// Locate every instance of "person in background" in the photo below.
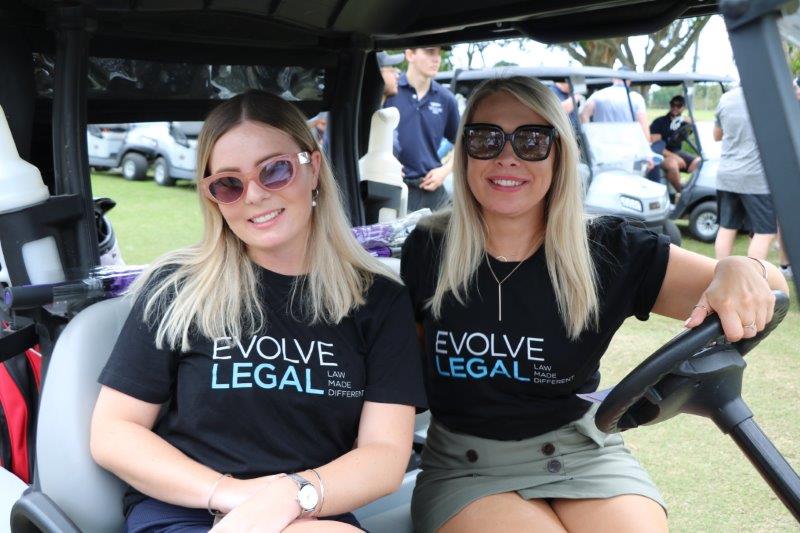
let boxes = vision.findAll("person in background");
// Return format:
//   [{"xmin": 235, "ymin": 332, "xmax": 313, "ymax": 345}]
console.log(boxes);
[
  {"xmin": 377, "ymin": 51, "xmax": 403, "ymax": 104},
  {"xmin": 580, "ymin": 68, "xmax": 650, "ymax": 141},
  {"xmin": 776, "ymin": 79, "xmax": 800, "ymax": 280},
  {"xmin": 549, "ymin": 80, "xmax": 581, "ymax": 130},
  {"xmin": 713, "ymin": 85, "xmax": 777, "ymax": 261},
  {"xmin": 384, "ymin": 47, "xmax": 460, "ymax": 211},
  {"xmin": 649, "ymin": 95, "xmax": 701, "ymax": 193}
]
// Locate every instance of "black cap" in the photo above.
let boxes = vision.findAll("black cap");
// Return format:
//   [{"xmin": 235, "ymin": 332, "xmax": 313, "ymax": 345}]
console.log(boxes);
[{"xmin": 670, "ymin": 95, "xmax": 686, "ymax": 107}]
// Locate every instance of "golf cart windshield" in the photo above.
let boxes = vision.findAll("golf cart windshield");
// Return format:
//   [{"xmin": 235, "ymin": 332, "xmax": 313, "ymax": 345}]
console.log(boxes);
[
  {"xmin": 694, "ymin": 121, "xmax": 722, "ymax": 159},
  {"xmin": 582, "ymin": 122, "xmax": 654, "ymax": 172}
]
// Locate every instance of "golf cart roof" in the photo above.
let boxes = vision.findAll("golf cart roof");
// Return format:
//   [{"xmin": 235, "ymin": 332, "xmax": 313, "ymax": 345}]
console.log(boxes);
[
  {"xmin": 438, "ymin": 66, "xmax": 623, "ymax": 84},
  {"xmin": 589, "ymin": 71, "xmax": 736, "ymax": 86},
  {"xmin": 6, "ymin": 1, "xmax": 718, "ymax": 51}
]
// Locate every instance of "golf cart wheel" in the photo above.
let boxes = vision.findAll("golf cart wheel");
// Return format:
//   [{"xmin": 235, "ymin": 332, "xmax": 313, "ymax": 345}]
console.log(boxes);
[
  {"xmin": 688, "ymin": 201, "xmax": 718, "ymax": 243},
  {"xmin": 662, "ymin": 219, "xmax": 682, "ymax": 247},
  {"xmin": 121, "ymin": 153, "xmax": 148, "ymax": 181},
  {"xmin": 153, "ymin": 158, "xmax": 175, "ymax": 187}
]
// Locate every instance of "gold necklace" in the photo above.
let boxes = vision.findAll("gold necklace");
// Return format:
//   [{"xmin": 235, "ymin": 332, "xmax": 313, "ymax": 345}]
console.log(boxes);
[{"xmin": 484, "ymin": 236, "xmax": 544, "ymax": 322}]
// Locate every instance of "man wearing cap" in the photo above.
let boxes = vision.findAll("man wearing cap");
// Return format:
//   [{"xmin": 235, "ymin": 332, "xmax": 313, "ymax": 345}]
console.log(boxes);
[
  {"xmin": 580, "ymin": 68, "xmax": 649, "ymax": 140},
  {"xmin": 377, "ymin": 51, "xmax": 402, "ymax": 103},
  {"xmin": 649, "ymin": 95, "xmax": 700, "ymax": 192},
  {"xmin": 384, "ymin": 47, "xmax": 460, "ymax": 211}
]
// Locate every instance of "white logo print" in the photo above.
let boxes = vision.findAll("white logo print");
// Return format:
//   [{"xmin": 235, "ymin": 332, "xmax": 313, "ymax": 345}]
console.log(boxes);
[{"xmin": 428, "ymin": 101, "xmax": 443, "ymax": 115}]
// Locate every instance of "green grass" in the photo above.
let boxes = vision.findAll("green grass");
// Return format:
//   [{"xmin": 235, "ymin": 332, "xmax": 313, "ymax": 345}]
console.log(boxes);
[
  {"xmin": 92, "ymin": 171, "xmax": 203, "ymax": 264},
  {"xmin": 92, "ymin": 171, "xmax": 800, "ymax": 531}
]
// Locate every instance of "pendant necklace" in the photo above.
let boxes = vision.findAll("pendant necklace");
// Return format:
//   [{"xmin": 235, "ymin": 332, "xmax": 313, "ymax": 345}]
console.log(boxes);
[{"xmin": 485, "ymin": 235, "xmax": 544, "ymax": 322}]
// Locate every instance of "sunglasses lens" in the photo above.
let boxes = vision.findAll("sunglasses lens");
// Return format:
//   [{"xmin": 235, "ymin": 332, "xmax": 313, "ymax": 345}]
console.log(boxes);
[
  {"xmin": 208, "ymin": 176, "xmax": 244, "ymax": 203},
  {"xmin": 259, "ymin": 159, "xmax": 294, "ymax": 190},
  {"xmin": 513, "ymin": 129, "xmax": 552, "ymax": 161},
  {"xmin": 466, "ymin": 127, "xmax": 504, "ymax": 159}
]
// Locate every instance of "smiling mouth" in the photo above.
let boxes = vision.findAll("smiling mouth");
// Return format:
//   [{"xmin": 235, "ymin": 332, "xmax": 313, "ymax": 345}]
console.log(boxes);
[
  {"xmin": 489, "ymin": 178, "xmax": 526, "ymax": 187},
  {"xmin": 249, "ymin": 208, "xmax": 284, "ymax": 224}
]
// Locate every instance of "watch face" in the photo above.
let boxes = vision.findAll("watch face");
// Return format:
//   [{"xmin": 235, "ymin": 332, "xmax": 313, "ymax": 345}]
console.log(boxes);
[{"xmin": 298, "ymin": 484, "xmax": 319, "ymax": 510}]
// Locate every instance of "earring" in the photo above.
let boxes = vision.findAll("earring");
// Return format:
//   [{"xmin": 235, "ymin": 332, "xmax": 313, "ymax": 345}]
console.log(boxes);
[{"xmin": 312, "ymin": 188, "xmax": 319, "ymax": 207}]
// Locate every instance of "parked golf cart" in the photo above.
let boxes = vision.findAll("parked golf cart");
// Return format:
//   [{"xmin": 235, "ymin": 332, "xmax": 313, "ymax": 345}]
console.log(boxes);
[
  {"xmin": 438, "ymin": 66, "xmax": 680, "ymax": 245},
  {"xmin": 614, "ymin": 72, "xmax": 733, "ymax": 242},
  {"xmin": 86, "ymin": 121, "xmax": 202, "ymax": 184},
  {"xmin": 85, "ymin": 123, "xmax": 129, "ymax": 171},
  {"xmin": 0, "ymin": 0, "xmax": 798, "ymax": 531}
]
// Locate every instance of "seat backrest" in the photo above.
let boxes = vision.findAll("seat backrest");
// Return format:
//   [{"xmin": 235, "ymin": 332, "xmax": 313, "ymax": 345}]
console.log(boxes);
[
  {"xmin": 36, "ymin": 297, "xmax": 132, "ymax": 533},
  {"xmin": 34, "ymin": 256, "xmax": 417, "ymax": 532}
]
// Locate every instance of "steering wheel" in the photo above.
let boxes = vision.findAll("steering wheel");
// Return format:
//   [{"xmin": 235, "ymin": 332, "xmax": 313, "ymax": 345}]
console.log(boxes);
[
  {"xmin": 596, "ymin": 291, "xmax": 790, "ymax": 433},
  {"xmin": 667, "ymin": 119, "xmax": 693, "ymax": 145}
]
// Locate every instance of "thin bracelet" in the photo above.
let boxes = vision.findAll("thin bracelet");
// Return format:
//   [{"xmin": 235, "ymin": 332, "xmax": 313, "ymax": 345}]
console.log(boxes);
[
  {"xmin": 747, "ymin": 256, "xmax": 768, "ymax": 280},
  {"xmin": 207, "ymin": 473, "xmax": 231, "ymax": 516},
  {"xmin": 309, "ymin": 468, "xmax": 325, "ymax": 517}
]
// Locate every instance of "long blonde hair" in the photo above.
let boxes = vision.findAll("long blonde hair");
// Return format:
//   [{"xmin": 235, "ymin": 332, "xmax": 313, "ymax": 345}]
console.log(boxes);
[
  {"xmin": 131, "ymin": 90, "xmax": 396, "ymax": 350},
  {"xmin": 430, "ymin": 76, "xmax": 599, "ymax": 339}
]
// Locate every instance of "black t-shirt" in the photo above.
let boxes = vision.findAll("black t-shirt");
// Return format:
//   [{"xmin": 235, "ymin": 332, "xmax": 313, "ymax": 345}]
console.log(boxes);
[
  {"xmin": 650, "ymin": 113, "xmax": 687, "ymax": 152},
  {"xmin": 400, "ymin": 217, "xmax": 670, "ymax": 441},
  {"xmin": 99, "ymin": 267, "xmax": 427, "ymax": 511}
]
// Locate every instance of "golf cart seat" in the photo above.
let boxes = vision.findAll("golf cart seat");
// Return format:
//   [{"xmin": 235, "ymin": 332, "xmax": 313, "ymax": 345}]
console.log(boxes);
[{"xmin": 11, "ymin": 263, "xmax": 419, "ymax": 532}]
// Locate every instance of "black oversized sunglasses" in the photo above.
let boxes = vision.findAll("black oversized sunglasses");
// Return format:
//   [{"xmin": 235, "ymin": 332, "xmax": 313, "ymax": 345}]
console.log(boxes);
[{"xmin": 463, "ymin": 123, "xmax": 557, "ymax": 162}]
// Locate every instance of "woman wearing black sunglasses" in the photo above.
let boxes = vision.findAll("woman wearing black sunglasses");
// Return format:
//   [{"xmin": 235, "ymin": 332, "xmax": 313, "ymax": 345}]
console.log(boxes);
[
  {"xmin": 90, "ymin": 91, "xmax": 426, "ymax": 532},
  {"xmin": 401, "ymin": 76, "xmax": 788, "ymax": 532}
]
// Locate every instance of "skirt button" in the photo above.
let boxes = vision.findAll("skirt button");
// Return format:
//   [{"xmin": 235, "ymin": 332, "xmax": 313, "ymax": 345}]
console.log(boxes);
[
  {"xmin": 466, "ymin": 449, "xmax": 479, "ymax": 463},
  {"xmin": 541, "ymin": 443, "xmax": 555, "ymax": 456},
  {"xmin": 547, "ymin": 459, "xmax": 562, "ymax": 473}
]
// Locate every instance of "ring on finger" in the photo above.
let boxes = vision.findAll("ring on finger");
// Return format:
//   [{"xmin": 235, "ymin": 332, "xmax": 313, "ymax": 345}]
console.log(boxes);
[
  {"xmin": 744, "ymin": 320, "xmax": 757, "ymax": 331},
  {"xmin": 693, "ymin": 304, "xmax": 710, "ymax": 317}
]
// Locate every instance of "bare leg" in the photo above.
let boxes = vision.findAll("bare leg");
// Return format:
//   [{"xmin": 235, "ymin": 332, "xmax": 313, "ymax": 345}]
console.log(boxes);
[
  {"xmin": 439, "ymin": 492, "xmax": 567, "ymax": 533},
  {"xmin": 687, "ymin": 156, "xmax": 701, "ymax": 173},
  {"xmin": 777, "ymin": 228, "xmax": 791, "ymax": 266},
  {"xmin": 660, "ymin": 156, "xmax": 682, "ymax": 192},
  {"xmin": 715, "ymin": 227, "xmax": 738, "ymax": 259},
  {"xmin": 552, "ymin": 495, "xmax": 667, "ymax": 533},
  {"xmin": 747, "ymin": 233, "xmax": 776, "ymax": 261}
]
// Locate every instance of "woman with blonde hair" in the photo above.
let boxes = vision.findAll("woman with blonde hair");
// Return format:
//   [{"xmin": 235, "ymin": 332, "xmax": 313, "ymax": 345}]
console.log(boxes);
[
  {"xmin": 90, "ymin": 90, "xmax": 426, "ymax": 532},
  {"xmin": 401, "ymin": 76, "xmax": 788, "ymax": 532}
]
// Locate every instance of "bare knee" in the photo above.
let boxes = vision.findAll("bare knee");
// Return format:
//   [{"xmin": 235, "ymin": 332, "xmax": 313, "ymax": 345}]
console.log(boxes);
[
  {"xmin": 552, "ymin": 495, "xmax": 666, "ymax": 533},
  {"xmin": 439, "ymin": 493, "xmax": 567, "ymax": 533}
]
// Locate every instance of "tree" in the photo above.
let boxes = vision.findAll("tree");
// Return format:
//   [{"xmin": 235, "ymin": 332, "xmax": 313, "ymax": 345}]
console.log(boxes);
[
  {"xmin": 554, "ymin": 17, "xmax": 710, "ymax": 72},
  {"xmin": 464, "ymin": 39, "xmax": 525, "ymax": 68}
]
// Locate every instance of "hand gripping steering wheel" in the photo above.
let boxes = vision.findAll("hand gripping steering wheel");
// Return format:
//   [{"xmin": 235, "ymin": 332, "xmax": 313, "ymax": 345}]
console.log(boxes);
[{"xmin": 595, "ymin": 291, "xmax": 800, "ymax": 521}]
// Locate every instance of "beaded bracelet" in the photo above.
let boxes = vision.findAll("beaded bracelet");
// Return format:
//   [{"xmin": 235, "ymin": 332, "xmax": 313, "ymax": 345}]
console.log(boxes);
[
  {"xmin": 747, "ymin": 256, "xmax": 768, "ymax": 280},
  {"xmin": 207, "ymin": 473, "xmax": 232, "ymax": 516}
]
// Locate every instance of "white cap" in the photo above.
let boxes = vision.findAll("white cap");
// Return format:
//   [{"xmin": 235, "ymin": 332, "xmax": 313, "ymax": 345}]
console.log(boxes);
[{"xmin": 0, "ymin": 105, "xmax": 50, "ymax": 214}]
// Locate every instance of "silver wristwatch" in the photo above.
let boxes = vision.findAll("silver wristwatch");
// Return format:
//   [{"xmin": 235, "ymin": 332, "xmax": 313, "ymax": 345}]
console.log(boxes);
[{"xmin": 288, "ymin": 473, "xmax": 319, "ymax": 516}]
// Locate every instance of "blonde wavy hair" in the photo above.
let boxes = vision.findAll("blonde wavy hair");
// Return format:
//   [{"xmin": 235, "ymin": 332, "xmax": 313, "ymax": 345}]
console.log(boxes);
[
  {"xmin": 131, "ymin": 90, "xmax": 396, "ymax": 350},
  {"xmin": 429, "ymin": 76, "xmax": 599, "ymax": 339}
]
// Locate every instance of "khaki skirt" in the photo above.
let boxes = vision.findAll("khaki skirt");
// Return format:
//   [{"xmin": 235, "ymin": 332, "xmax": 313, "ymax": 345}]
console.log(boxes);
[{"xmin": 411, "ymin": 405, "xmax": 666, "ymax": 533}]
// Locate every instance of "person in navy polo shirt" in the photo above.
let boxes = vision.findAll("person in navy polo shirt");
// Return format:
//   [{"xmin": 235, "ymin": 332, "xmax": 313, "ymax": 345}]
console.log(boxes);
[{"xmin": 384, "ymin": 47, "xmax": 460, "ymax": 211}]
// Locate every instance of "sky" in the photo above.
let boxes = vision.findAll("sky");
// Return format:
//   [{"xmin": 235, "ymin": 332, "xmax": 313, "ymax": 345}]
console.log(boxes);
[{"xmin": 449, "ymin": 15, "xmax": 739, "ymax": 79}]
